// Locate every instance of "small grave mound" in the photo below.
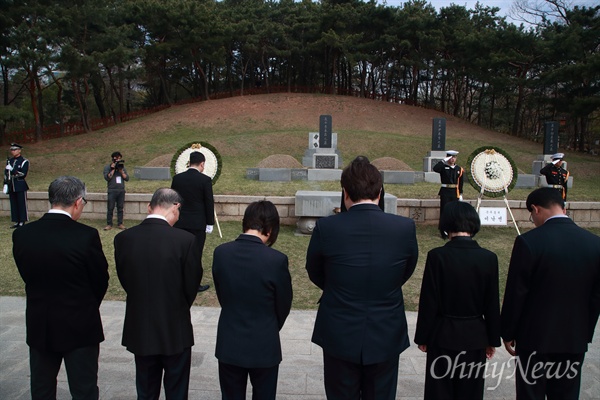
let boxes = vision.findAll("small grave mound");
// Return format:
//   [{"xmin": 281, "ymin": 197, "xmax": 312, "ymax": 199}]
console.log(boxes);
[
  {"xmin": 144, "ymin": 154, "xmax": 174, "ymax": 167},
  {"xmin": 257, "ymin": 154, "xmax": 303, "ymax": 169},
  {"xmin": 371, "ymin": 157, "xmax": 413, "ymax": 171}
]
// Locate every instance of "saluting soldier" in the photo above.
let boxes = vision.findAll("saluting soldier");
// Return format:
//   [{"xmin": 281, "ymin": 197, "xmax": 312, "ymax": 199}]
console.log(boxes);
[
  {"xmin": 540, "ymin": 152, "xmax": 569, "ymax": 201},
  {"xmin": 4, "ymin": 143, "xmax": 29, "ymax": 228},
  {"xmin": 433, "ymin": 150, "xmax": 464, "ymax": 235}
]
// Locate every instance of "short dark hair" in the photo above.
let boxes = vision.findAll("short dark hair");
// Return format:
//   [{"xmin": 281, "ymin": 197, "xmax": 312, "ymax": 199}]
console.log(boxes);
[
  {"xmin": 340, "ymin": 156, "xmax": 382, "ymax": 202},
  {"xmin": 149, "ymin": 188, "xmax": 181, "ymax": 210},
  {"xmin": 242, "ymin": 200, "xmax": 280, "ymax": 247},
  {"xmin": 48, "ymin": 176, "xmax": 86, "ymax": 207},
  {"xmin": 189, "ymin": 151, "xmax": 205, "ymax": 165},
  {"xmin": 526, "ymin": 187, "xmax": 565, "ymax": 212},
  {"xmin": 439, "ymin": 201, "xmax": 481, "ymax": 239},
  {"xmin": 111, "ymin": 151, "xmax": 122, "ymax": 158}
]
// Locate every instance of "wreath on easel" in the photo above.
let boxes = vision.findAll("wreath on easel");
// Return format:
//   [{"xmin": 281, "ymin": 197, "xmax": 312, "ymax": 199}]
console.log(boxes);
[
  {"xmin": 466, "ymin": 146, "xmax": 518, "ymax": 198},
  {"xmin": 170, "ymin": 141, "xmax": 222, "ymax": 185}
]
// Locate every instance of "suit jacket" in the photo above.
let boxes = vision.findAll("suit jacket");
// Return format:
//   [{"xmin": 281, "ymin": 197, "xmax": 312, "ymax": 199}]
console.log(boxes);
[
  {"xmin": 213, "ymin": 234, "xmax": 293, "ymax": 368},
  {"xmin": 171, "ymin": 168, "xmax": 215, "ymax": 230},
  {"xmin": 501, "ymin": 217, "xmax": 600, "ymax": 354},
  {"xmin": 414, "ymin": 237, "xmax": 501, "ymax": 351},
  {"xmin": 306, "ymin": 203, "xmax": 419, "ymax": 365},
  {"xmin": 114, "ymin": 218, "xmax": 202, "ymax": 356},
  {"xmin": 12, "ymin": 213, "xmax": 109, "ymax": 352}
]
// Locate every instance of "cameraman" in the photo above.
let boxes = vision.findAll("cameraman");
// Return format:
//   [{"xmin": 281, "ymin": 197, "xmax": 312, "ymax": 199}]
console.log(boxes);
[{"xmin": 103, "ymin": 151, "xmax": 129, "ymax": 230}]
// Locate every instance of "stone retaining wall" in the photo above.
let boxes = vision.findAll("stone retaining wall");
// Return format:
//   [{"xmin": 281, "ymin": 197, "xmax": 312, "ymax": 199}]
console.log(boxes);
[{"xmin": 1, "ymin": 192, "xmax": 599, "ymax": 228}]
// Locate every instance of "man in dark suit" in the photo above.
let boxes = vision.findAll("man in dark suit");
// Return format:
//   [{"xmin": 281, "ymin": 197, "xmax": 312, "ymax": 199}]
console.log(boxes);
[
  {"xmin": 501, "ymin": 187, "xmax": 600, "ymax": 400},
  {"xmin": 12, "ymin": 176, "xmax": 109, "ymax": 399},
  {"xmin": 213, "ymin": 200, "xmax": 293, "ymax": 400},
  {"xmin": 114, "ymin": 188, "xmax": 202, "ymax": 400},
  {"xmin": 171, "ymin": 151, "xmax": 215, "ymax": 292},
  {"xmin": 306, "ymin": 156, "xmax": 419, "ymax": 400},
  {"xmin": 5, "ymin": 142, "xmax": 30, "ymax": 228}
]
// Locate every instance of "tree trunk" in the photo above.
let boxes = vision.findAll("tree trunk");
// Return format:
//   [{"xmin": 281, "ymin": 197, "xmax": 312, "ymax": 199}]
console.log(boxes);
[
  {"xmin": 71, "ymin": 78, "xmax": 88, "ymax": 132},
  {"xmin": 25, "ymin": 66, "xmax": 43, "ymax": 142}
]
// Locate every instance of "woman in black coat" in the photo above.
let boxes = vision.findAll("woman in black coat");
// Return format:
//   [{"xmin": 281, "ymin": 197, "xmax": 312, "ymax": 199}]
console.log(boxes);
[
  {"xmin": 414, "ymin": 201, "xmax": 501, "ymax": 399},
  {"xmin": 212, "ymin": 201, "xmax": 293, "ymax": 400}
]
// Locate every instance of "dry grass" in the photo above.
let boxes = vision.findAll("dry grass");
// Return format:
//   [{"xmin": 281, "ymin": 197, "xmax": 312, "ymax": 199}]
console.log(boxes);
[
  {"xmin": 17, "ymin": 93, "xmax": 600, "ymax": 200},
  {"xmin": 3, "ymin": 94, "xmax": 599, "ymax": 311}
]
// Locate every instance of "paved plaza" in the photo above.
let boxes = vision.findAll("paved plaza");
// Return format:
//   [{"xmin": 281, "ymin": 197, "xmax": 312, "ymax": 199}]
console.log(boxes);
[{"xmin": 1, "ymin": 296, "xmax": 599, "ymax": 399}]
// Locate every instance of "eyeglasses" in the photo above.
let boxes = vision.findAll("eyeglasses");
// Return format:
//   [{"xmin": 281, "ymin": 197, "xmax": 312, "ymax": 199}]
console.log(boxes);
[
  {"xmin": 81, "ymin": 197, "xmax": 88, "ymax": 205},
  {"xmin": 528, "ymin": 213, "xmax": 533, "ymax": 222}
]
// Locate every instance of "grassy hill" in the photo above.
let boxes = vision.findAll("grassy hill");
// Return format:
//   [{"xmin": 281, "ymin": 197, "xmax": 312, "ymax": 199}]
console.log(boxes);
[
  {"xmin": 3, "ymin": 94, "xmax": 599, "ymax": 308},
  {"xmin": 18, "ymin": 93, "xmax": 600, "ymax": 201}
]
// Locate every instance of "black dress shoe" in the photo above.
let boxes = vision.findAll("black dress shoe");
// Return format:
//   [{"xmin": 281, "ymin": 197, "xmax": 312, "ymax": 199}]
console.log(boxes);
[{"xmin": 197, "ymin": 284, "xmax": 210, "ymax": 292}]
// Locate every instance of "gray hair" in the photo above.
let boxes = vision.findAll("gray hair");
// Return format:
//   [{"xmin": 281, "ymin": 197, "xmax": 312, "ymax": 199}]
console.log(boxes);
[
  {"xmin": 48, "ymin": 176, "xmax": 86, "ymax": 207},
  {"xmin": 149, "ymin": 188, "xmax": 182, "ymax": 210}
]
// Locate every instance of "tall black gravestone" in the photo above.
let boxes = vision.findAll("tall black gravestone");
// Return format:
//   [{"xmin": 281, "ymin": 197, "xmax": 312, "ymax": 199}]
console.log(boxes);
[
  {"xmin": 319, "ymin": 115, "xmax": 332, "ymax": 148},
  {"xmin": 543, "ymin": 121, "xmax": 559, "ymax": 154},
  {"xmin": 432, "ymin": 118, "xmax": 446, "ymax": 151}
]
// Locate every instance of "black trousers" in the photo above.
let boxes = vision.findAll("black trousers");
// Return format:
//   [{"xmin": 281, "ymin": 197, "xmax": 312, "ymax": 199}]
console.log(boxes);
[
  {"xmin": 106, "ymin": 189, "xmax": 125, "ymax": 225},
  {"xmin": 438, "ymin": 189, "xmax": 459, "ymax": 222},
  {"xmin": 218, "ymin": 361, "xmax": 279, "ymax": 400},
  {"xmin": 9, "ymin": 190, "xmax": 28, "ymax": 223},
  {"xmin": 323, "ymin": 351, "xmax": 399, "ymax": 400},
  {"xmin": 424, "ymin": 346, "xmax": 487, "ymax": 400},
  {"xmin": 180, "ymin": 228, "xmax": 207, "ymax": 256},
  {"xmin": 134, "ymin": 347, "xmax": 192, "ymax": 400},
  {"xmin": 180, "ymin": 227, "xmax": 207, "ymax": 287},
  {"xmin": 514, "ymin": 351, "xmax": 584, "ymax": 400},
  {"xmin": 29, "ymin": 344, "xmax": 99, "ymax": 400}
]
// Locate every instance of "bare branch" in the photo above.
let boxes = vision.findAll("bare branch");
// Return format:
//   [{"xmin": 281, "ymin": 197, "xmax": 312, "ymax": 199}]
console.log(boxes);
[{"xmin": 509, "ymin": 0, "xmax": 572, "ymax": 26}]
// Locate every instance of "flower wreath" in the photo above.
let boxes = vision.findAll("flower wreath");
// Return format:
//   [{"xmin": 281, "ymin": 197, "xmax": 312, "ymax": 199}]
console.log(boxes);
[
  {"xmin": 466, "ymin": 146, "xmax": 518, "ymax": 198},
  {"xmin": 170, "ymin": 141, "xmax": 222, "ymax": 185}
]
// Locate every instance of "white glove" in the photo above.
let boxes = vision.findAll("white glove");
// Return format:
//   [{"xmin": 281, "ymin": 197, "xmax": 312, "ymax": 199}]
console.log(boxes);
[
  {"xmin": 443, "ymin": 156, "xmax": 452, "ymax": 162},
  {"xmin": 5, "ymin": 164, "xmax": 13, "ymax": 171},
  {"xmin": 459, "ymin": 195, "xmax": 463, "ymax": 201},
  {"xmin": 552, "ymin": 159, "xmax": 560, "ymax": 165},
  {"xmin": 206, "ymin": 225, "xmax": 213, "ymax": 234}
]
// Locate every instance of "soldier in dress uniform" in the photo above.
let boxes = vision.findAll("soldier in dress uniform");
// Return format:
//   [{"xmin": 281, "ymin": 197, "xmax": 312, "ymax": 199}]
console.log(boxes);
[
  {"xmin": 4, "ymin": 143, "xmax": 29, "ymax": 228},
  {"xmin": 540, "ymin": 153, "xmax": 569, "ymax": 201},
  {"xmin": 433, "ymin": 150, "xmax": 464, "ymax": 236}
]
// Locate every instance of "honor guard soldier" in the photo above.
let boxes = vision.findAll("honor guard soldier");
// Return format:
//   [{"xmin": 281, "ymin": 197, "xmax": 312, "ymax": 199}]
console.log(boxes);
[
  {"xmin": 433, "ymin": 150, "xmax": 464, "ymax": 235},
  {"xmin": 540, "ymin": 153, "xmax": 569, "ymax": 201},
  {"xmin": 4, "ymin": 143, "xmax": 29, "ymax": 228}
]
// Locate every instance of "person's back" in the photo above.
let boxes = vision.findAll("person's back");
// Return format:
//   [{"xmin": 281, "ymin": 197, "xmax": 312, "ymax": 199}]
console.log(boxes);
[
  {"xmin": 212, "ymin": 200, "xmax": 292, "ymax": 400},
  {"xmin": 171, "ymin": 165, "xmax": 214, "ymax": 231},
  {"xmin": 12, "ymin": 176, "xmax": 108, "ymax": 400},
  {"xmin": 501, "ymin": 187, "xmax": 600, "ymax": 399},
  {"xmin": 114, "ymin": 211, "xmax": 201, "ymax": 355},
  {"xmin": 306, "ymin": 156, "xmax": 418, "ymax": 400},
  {"xmin": 424, "ymin": 243, "xmax": 498, "ymax": 322},
  {"xmin": 170, "ymin": 151, "xmax": 215, "ymax": 293},
  {"xmin": 14, "ymin": 215, "xmax": 108, "ymax": 351},
  {"xmin": 114, "ymin": 188, "xmax": 202, "ymax": 399},
  {"xmin": 309, "ymin": 206, "xmax": 418, "ymax": 363},
  {"xmin": 504, "ymin": 216, "xmax": 600, "ymax": 353}
]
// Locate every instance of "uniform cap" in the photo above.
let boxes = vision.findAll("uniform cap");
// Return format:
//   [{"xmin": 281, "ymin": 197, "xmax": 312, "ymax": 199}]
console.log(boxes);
[
  {"xmin": 551, "ymin": 153, "xmax": 564, "ymax": 160},
  {"xmin": 446, "ymin": 150, "xmax": 459, "ymax": 156},
  {"xmin": 9, "ymin": 143, "xmax": 23, "ymax": 150}
]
